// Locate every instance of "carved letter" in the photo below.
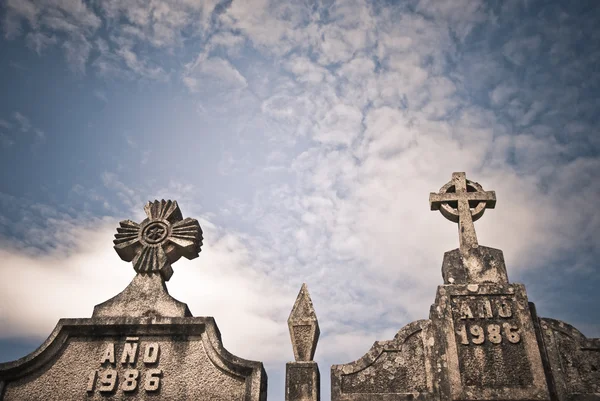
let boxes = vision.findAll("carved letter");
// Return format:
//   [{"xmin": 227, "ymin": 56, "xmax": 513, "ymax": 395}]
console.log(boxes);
[
  {"xmin": 459, "ymin": 303, "xmax": 474, "ymax": 319},
  {"xmin": 483, "ymin": 299, "xmax": 493, "ymax": 318},
  {"xmin": 498, "ymin": 300, "xmax": 512, "ymax": 318},
  {"xmin": 121, "ymin": 342, "xmax": 138, "ymax": 365},
  {"xmin": 143, "ymin": 343, "xmax": 160, "ymax": 364},
  {"xmin": 101, "ymin": 343, "xmax": 115, "ymax": 365}
]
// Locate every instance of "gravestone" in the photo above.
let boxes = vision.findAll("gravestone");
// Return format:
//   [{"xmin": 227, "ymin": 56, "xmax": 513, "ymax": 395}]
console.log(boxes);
[
  {"xmin": 331, "ymin": 172, "xmax": 600, "ymax": 401},
  {"xmin": 0, "ymin": 200, "xmax": 267, "ymax": 400}
]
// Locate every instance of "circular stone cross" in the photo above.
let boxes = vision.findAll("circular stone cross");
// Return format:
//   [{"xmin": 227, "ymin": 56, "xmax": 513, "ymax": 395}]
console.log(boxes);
[
  {"xmin": 437, "ymin": 179, "xmax": 488, "ymax": 223},
  {"xmin": 429, "ymin": 172, "xmax": 496, "ymax": 252},
  {"xmin": 143, "ymin": 221, "xmax": 169, "ymax": 244}
]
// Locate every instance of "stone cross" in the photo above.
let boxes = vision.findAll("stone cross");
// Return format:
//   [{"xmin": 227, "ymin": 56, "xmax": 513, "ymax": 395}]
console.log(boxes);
[
  {"xmin": 429, "ymin": 172, "xmax": 496, "ymax": 253},
  {"xmin": 113, "ymin": 200, "xmax": 203, "ymax": 281}
]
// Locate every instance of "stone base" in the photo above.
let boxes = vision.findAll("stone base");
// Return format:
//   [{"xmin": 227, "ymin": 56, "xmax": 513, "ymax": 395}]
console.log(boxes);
[
  {"xmin": 286, "ymin": 361, "xmax": 320, "ymax": 401},
  {"xmin": 93, "ymin": 274, "xmax": 192, "ymax": 318},
  {"xmin": 442, "ymin": 246, "xmax": 508, "ymax": 285}
]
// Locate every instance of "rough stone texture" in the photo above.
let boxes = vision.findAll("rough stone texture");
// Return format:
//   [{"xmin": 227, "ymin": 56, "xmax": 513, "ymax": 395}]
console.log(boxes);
[
  {"xmin": 113, "ymin": 200, "xmax": 203, "ymax": 281},
  {"xmin": 431, "ymin": 282, "xmax": 550, "ymax": 401},
  {"xmin": 537, "ymin": 317, "xmax": 600, "ymax": 401},
  {"xmin": 441, "ymin": 246, "xmax": 509, "ymax": 286},
  {"xmin": 93, "ymin": 273, "xmax": 192, "ymax": 318},
  {"xmin": 286, "ymin": 362, "xmax": 320, "ymax": 401},
  {"xmin": 429, "ymin": 172, "xmax": 496, "ymax": 253},
  {"xmin": 288, "ymin": 284, "xmax": 320, "ymax": 362},
  {"xmin": 0, "ymin": 200, "xmax": 267, "ymax": 401},
  {"xmin": 0, "ymin": 317, "xmax": 267, "ymax": 401},
  {"xmin": 331, "ymin": 320, "xmax": 435, "ymax": 400},
  {"xmin": 331, "ymin": 172, "xmax": 600, "ymax": 401},
  {"xmin": 286, "ymin": 284, "xmax": 321, "ymax": 401}
]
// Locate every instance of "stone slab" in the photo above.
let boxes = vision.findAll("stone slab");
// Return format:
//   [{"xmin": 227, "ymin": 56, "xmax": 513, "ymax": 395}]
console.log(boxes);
[
  {"xmin": 538, "ymin": 317, "xmax": 600, "ymax": 401},
  {"xmin": 431, "ymin": 283, "xmax": 550, "ymax": 401},
  {"xmin": 0, "ymin": 317, "xmax": 267, "ymax": 401},
  {"xmin": 331, "ymin": 320, "xmax": 435, "ymax": 401}
]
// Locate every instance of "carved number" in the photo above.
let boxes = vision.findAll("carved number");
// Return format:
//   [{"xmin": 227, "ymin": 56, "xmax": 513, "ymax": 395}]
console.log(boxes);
[
  {"xmin": 121, "ymin": 369, "xmax": 139, "ymax": 392},
  {"xmin": 145, "ymin": 369, "xmax": 162, "ymax": 392},
  {"xmin": 487, "ymin": 324, "xmax": 502, "ymax": 344},
  {"xmin": 98, "ymin": 369, "xmax": 117, "ymax": 392},
  {"xmin": 456, "ymin": 323, "xmax": 521, "ymax": 345},
  {"xmin": 87, "ymin": 369, "xmax": 162, "ymax": 393},
  {"xmin": 86, "ymin": 370, "xmax": 97, "ymax": 392},
  {"xmin": 502, "ymin": 322, "xmax": 521, "ymax": 343},
  {"xmin": 470, "ymin": 325, "xmax": 485, "ymax": 344}
]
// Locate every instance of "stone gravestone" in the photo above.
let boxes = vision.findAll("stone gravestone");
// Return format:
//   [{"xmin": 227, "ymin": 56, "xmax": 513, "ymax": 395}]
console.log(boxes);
[
  {"xmin": 331, "ymin": 172, "xmax": 600, "ymax": 401},
  {"xmin": 0, "ymin": 200, "xmax": 267, "ymax": 400}
]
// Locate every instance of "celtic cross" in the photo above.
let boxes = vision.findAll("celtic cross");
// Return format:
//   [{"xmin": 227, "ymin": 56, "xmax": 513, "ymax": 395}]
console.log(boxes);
[
  {"xmin": 429, "ymin": 172, "xmax": 496, "ymax": 253},
  {"xmin": 113, "ymin": 200, "xmax": 203, "ymax": 281}
]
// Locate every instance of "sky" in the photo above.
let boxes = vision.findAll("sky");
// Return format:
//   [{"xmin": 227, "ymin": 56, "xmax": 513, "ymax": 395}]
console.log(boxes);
[{"xmin": 0, "ymin": 0, "xmax": 599, "ymax": 399}]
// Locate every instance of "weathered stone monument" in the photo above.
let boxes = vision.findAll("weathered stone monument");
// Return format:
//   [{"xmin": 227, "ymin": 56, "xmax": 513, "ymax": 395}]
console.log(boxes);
[
  {"xmin": 1, "ymin": 175, "xmax": 598, "ymax": 401},
  {"xmin": 331, "ymin": 172, "xmax": 600, "ymax": 401},
  {"xmin": 0, "ymin": 200, "xmax": 267, "ymax": 400},
  {"xmin": 286, "ymin": 284, "xmax": 321, "ymax": 401}
]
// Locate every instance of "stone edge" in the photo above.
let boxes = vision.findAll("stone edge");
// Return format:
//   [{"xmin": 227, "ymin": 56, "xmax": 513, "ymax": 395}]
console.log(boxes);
[
  {"xmin": 330, "ymin": 319, "xmax": 433, "ymax": 401},
  {"xmin": 0, "ymin": 317, "xmax": 267, "ymax": 401}
]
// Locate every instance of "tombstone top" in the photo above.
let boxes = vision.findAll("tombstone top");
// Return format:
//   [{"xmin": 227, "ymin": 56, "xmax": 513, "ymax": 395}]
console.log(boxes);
[
  {"xmin": 429, "ymin": 172, "xmax": 496, "ymax": 254},
  {"xmin": 288, "ymin": 283, "xmax": 320, "ymax": 362},
  {"xmin": 113, "ymin": 199, "xmax": 203, "ymax": 281}
]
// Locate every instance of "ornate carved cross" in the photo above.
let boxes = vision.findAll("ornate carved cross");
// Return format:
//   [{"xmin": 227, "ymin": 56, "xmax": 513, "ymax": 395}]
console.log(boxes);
[
  {"xmin": 113, "ymin": 200, "xmax": 203, "ymax": 281},
  {"xmin": 429, "ymin": 172, "xmax": 496, "ymax": 253}
]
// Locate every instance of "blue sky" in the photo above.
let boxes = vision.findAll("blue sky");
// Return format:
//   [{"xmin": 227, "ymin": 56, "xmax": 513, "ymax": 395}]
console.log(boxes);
[{"xmin": 0, "ymin": 0, "xmax": 599, "ymax": 399}]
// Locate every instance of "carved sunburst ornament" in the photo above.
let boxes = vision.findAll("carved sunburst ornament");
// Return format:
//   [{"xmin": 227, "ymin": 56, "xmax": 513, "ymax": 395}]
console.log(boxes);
[{"xmin": 113, "ymin": 200, "xmax": 203, "ymax": 281}]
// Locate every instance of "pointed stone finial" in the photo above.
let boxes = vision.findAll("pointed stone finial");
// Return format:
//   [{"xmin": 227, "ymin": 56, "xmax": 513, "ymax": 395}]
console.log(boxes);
[
  {"xmin": 288, "ymin": 283, "xmax": 320, "ymax": 361},
  {"xmin": 113, "ymin": 200, "xmax": 203, "ymax": 281}
]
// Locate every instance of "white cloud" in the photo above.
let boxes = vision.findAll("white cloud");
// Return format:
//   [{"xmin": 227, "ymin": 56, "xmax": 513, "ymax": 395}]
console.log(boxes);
[
  {"xmin": 2, "ymin": 0, "xmax": 39, "ymax": 39},
  {"xmin": 0, "ymin": 217, "xmax": 292, "ymax": 365},
  {"xmin": 2, "ymin": 1, "xmax": 600, "ymax": 400},
  {"xmin": 0, "ymin": 133, "xmax": 14, "ymax": 148},
  {"xmin": 313, "ymin": 103, "xmax": 363, "ymax": 147},
  {"xmin": 183, "ymin": 55, "xmax": 247, "ymax": 92},
  {"xmin": 0, "ymin": 119, "xmax": 12, "ymax": 130},
  {"xmin": 62, "ymin": 33, "xmax": 92, "ymax": 73},
  {"xmin": 3, "ymin": 0, "xmax": 99, "ymax": 71},
  {"xmin": 25, "ymin": 31, "xmax": 57, "ymax": 54},
  {"xmin": 13, "ymin": 112, "xmax": 31, "ymax": 132},
  {"xmin": 364, "ymin": 107, "xmax": 415, "ymax": 157},
  {"xmin": 115, "ymin": 46, "xmax": 167, "ymax": 80}
]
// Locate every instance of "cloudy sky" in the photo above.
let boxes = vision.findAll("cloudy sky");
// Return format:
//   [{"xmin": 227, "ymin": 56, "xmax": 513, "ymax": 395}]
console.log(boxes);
[{"xmin": 0, "ymin": 0, "xmax": 599, "ymax": 399}]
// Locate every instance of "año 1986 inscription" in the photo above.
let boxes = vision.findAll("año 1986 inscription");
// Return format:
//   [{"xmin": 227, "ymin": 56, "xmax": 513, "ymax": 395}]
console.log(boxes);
[
  {"xmin": 451, "ymin": 295, "xmax": 533, "ymax": 388},
  {"xmin": 86, "ymin": 337, "xmax": 163, "ymax": 394},
  {"xmin": 453, "ymin": 296, "xmax": 521, "ymax": 345}
]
